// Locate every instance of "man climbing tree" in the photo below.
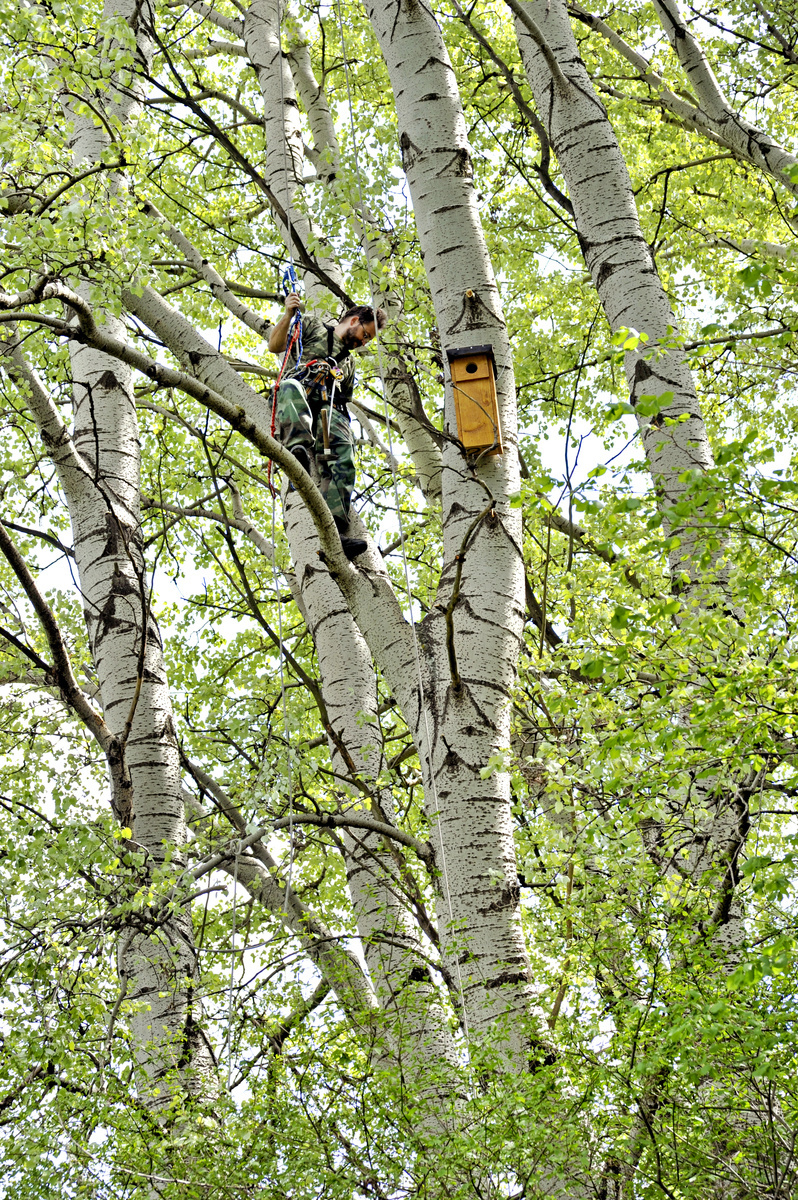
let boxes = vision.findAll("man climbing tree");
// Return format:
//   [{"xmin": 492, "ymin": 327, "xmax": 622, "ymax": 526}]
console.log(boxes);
[{"xmin": 268, "ymin": 290, "xmax": 388, "ymax": 560}]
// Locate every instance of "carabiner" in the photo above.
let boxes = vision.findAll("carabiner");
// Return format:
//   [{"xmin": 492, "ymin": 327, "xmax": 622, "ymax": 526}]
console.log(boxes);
[{"xmin": 282, "ymin": 263, "xmax": 299, "ymax": 297}]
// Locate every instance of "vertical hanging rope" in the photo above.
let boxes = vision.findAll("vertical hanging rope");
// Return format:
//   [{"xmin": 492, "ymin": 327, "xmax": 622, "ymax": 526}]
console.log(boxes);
[
  {"xmin": 226, "ymin": 838, "xmax": 241, "ymax": 1092},
  {"xmin": 274, "ymin": 0, "xmax": 296, "ymax": 915},
  {"xmin": 333, "ymin": 0, "xmax": 473, "ymax": 1058},
  {"xmin": 226, "ymin": 0, "xmax": 298, "ymax": 1088}
]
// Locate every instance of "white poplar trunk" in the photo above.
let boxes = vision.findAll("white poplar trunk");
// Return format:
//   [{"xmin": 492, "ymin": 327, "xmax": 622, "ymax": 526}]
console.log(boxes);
[
  {"xmin": 285, "ymin": 38, "xmax": 339, "ymax": 185},
  {"xmin": 283, "ymin": 498, "xmax": 461, "ymax": 1079},
  {"xmin": 514, "ymin": 0, "xmax": 722, "ymax": 586},
  {"xmin": 513, "ymin": 12, "xmax": 755, "ymax": 1187},
  {"xmin": 365, "ymin": 0, "xmax": 536, "ymax": 1066},
  {"xmin": 243, "ymin": 0, "xmax": 345, "ymax": 308},
  {"xmin": 60, "ymin": 0, "xmax": 215, "ymax": 1104},
  {"xmin": 514, "ymin": 0, "xmax": 750, "ymax": 951}
]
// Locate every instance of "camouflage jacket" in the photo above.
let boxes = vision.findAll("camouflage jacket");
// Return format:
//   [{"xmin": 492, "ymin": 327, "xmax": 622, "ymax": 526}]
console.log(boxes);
[{"xmin": 285, "ymin": 313, "xmax": 355, "ymax": 406}]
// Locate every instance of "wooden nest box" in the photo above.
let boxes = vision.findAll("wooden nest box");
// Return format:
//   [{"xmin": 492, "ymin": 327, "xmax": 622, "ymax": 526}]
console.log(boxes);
[{"xmin": 445, "ymin": 344, "xmax": 502, "ymax": 457}]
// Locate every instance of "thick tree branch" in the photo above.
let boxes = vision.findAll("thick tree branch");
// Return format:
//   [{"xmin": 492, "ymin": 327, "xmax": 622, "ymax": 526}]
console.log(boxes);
[
  {"xmin": 262, "ymin": 977, "xmax": 331, "ymax": 1055},
  {"xmin": 0, "ymin": 624, "xmax": 52, "ymax": 674},
  {"xmin": 166, "ymin": 0, "xmax": 243, "ymax": 37},
  {"xmin": 751, "ymin": 0, "xmax": 798, "ymax": 63},
  {"xmin": 223, "ymin": 278, "xmax": 282, "ymax": 302},
  {"xmin": 0, "ymin": 525, "xmax": 105, "ymax": 742},
  {"xmin": 0, "ymin": 302, "xmax": 349, "ymax": 573},
  {"xmin": 0, "ymin": 520, "xmax": 74, "ymax": 560},
  {"xmin": 271, "ymin": 811, "xmax": 435, "ymax": 868},
  {"xmin": 181, "ymin": 781, "xmax": 379, "ymax": 1027},
  {"xmin": 503, "ymin": 0, "xmax": 572, "ymax": 96},
  {"xmin": 525, "ymin": 577, "xmax": 563, "ymax": 648},
  {"xmin": 140, "ymin": 199, "xmax": 274, "ymax": 339},
  {"xmin": 183, "ymin": 39, "xmax": 248, "ymax": 59},
  {"xmin": 570, "ymin": 1, "xmax": 798, "ymax": 192}
]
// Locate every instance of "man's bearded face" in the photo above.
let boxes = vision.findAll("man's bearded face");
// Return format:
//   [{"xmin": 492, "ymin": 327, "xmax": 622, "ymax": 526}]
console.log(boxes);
[{"xmin": 341, "ymin": 321, "xmax": 376, "ymax": 350}]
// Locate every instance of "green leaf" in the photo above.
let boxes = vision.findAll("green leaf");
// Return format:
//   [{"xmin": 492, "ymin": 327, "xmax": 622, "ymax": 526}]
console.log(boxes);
[
  {"xmin": 606, "ymin": 401, "xmax": 635, "ymax": 421},
  {"xmin": 581, "ymin": 658, "xmax": 606, "ymax": 678},
  {"xmin": 610, "ymin": 605, "xmax": 631, "ymax": 629}
]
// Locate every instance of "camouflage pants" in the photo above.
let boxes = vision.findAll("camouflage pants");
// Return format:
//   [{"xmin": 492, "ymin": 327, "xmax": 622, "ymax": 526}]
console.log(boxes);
[{"xmin": 276, "ymin": 378, "xmax": 355, "ymax": 525}]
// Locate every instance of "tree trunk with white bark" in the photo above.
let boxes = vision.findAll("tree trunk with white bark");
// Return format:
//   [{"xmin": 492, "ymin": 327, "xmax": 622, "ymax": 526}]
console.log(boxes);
[
  {"xmin": 364, "ymin": 0, "xmax": 537, "ymax": 1066},
  {"xmin": 244, "ymin": 0, "xmax": 345, "ymax": 308},
  {"xmin": 59, "ymin": 0, "xmax": 216, "ymax": 1107},
  {"xmin": 283, "ymin": 498, "xmax": 462, "ymax": 1084},
  {"xmin": 513, "ymin": 0, "xmax": 749, "ymax": 959},
  {"xmin": 514, "ymin": 0, "xmax": 722, "ymax": 589}
]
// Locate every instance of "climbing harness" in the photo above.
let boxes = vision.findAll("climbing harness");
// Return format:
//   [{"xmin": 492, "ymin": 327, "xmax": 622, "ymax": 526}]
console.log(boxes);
[
  {"xmin": 292, "ymin": 354, "xmax": 345, "ymax": 404},
  {"xmin": 333, "ymin": 0, "xmax": 473, "ymax": 1067},
  {"xmin": 268, "ymin": 279, "xmax": 354, "ymax": 493},
  {"xmin": 272, "ymin": 331, "xmax": 350, "ymax": 484}
]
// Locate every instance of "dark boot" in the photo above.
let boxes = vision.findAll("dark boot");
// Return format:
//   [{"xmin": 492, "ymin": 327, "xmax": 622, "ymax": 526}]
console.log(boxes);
[
  {"xmin": 289, "ymin": 445, "xmax": 311, "ymax": 474},
  {"xmin": 286, "ymin": 445, "xmax": 311, "ymax": 490},
  {"xmin": 334, "ymin": 515, "xmax": 367, "ymax": 561},
  {"xmin": 341, "ymin": 537, "xmax": 368, "ymax": 561}
]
